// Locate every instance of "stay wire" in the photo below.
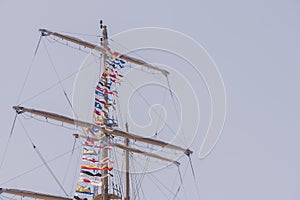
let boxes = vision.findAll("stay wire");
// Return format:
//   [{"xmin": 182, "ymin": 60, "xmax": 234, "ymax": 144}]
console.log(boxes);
[
  {"xmin": 62, "ymin": 137, "xmax": 77, "ymax": 187},
  {"xmin": 18, "ymin": 119, "xmax": 69, "ymax": 197},
  {"xmin": 166, "ymin": 75, "xmax": 188, "ymax": 146},
  {"xmin": 0, "ymin": 145, "xmax": 80, "ymax": 185},
  {"xmin": 42, "ymin": 40, "xmax": 73, "ymax": 110},
  {"xmin": 34, "ymin": 145, "xmax": 69, "ymax": 196},
  {"xmin": 130, "ymin": 156, "xmax": 178, "ymax": 199},
  {"xmin": 131, "ymin": 156, "xmax": 149, "ymax": 200},
  {"xmin": 18, "ymin": 53, "xmax": 97, "ymax": 106},
  {"xmin": 111, "ymin": 148, "xmax": 124, "ymax": 196},
  {"xmin": 0, "ymin": 113, "xmax": 17, "ymax": 170},
  {"xmin": 123, "ymin": 76, "xmax": 187, "ymax": 146},
  {"xmin": 172, "ymin": 166, "xmax": 183, "ymax": 200},
  {"xmin": 0, "ymin": 194, "xmax": 15, "ymax": 200},
  {"xmin": 16, "ymin": 35, "xmax": 42, "ymax": 105},
  {"xmin": 188, "ymin": 155, "xmax": 201, "ymax": 200},
  {"xmin": 71, "ymin": 140, "xmax": 82, "ymax": 196},
  {"xmin": 42, "ymin": 40, "xmax": 90, "ymax": 137},
  {"xmin": 154, "ymin": 86, "xmax": 168, "ymax": 136}
]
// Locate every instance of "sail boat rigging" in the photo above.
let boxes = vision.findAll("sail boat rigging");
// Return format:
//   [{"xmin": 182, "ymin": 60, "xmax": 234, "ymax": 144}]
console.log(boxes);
[{"xmin": 1, "ymin": 22, "xmax": 194, "ymax": 200}]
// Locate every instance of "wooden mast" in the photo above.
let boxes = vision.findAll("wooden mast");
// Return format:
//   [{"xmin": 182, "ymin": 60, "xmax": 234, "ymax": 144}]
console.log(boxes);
[
  {"xmin": 101, "ymin": 22, "xmax": 109, "ymax": 200},
  {"xmin": 125, "ymin": 123, "xmax": 130, "ymax": 200}
]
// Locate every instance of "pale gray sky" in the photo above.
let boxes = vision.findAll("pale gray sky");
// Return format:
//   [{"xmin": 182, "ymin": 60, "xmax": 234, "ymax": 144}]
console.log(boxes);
[{"xmin": 1, "ymin": 0, "xmax": 300, "ymax": 199}]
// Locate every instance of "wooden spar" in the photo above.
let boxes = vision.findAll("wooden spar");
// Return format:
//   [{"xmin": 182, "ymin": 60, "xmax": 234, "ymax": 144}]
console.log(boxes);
[
  {"xmin": 101, "ymin": 25, "xmax": 109, "ymax": 200},
  {"xmin": 73, "ymin": 133, "xmax": 180, "ymax": 166},
  {"xmin": 13, "ymin": 106, "xmax": 193, "ymax": 155},
  {"xmin": 13, "ymin": 106, "xmax": 193, "ymax": 156},
  {"xmin": 113, "ymin": 143, "xmax": 180, "ymax": 166},
  {"xmin": 125, "ymin": 123, "xmax": 130, "ymax": 200},
  {"xmin": 38, "ymin": 29, "xmax": 169, "ymax": 76},
  {"xmin": 103, "ymin": 128, "xmax": 192, "ymax": 155},
  {"xmin": 0, "ymin": 188, "xmax": 72, "ymax": 200}
]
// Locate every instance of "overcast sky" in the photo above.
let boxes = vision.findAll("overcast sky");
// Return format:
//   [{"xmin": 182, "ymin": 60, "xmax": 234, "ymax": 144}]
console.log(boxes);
[{"xmin": 1, "ymin": 0, "xmax": 300, "ymax": 199}]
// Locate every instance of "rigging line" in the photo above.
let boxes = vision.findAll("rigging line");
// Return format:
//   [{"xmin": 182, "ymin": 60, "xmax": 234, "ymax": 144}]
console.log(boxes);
[
  {"xmin": 130, "ymin": 156, "xmax": 179, "ymax": 199},
  {"xmin": 21, "ymin": 114, "xmax": 77, "ymax": 131},
  {"xmin": 110, "ymin": 146, "xmax": 124, "ymax": 196},
  {"xmin": 0, "ymin": 145, "xmax": 81, "ymax": 185},
  {"xmin": 18, "ymin": 119, "xmax": 69, "ymax": 197},
  {"xmin": 108, "ymin": 41, "xmax": 162, "ymax": 76},
  {"xmin": 0, "ymin": 194, "xmax": 15, "ymax": 200},
  {"xmin": 139, "ymin": 184, "xmax": 148, "ymax": 200},
  {"xmin": 45, "ymin": 36, "xmax": 101, "ymax": 57},
  {"xmin": 70, "ymin": 140, "xmax": 82, "ymax": 196},
  {"xmin": 42, "ymin": 39, "xmax": 89, "ymax": 136},
  {"xmin": 188, "ymin": 155, "xmax": 201, "ymax": 200},
  {"xmin": 124, "ymin": 76, "xmax": 189, "ymax": 148},
  {"xmin": 0, "ymin": 113, "xmax": 17, "ymax": 170},
  {"xmin": 116, "ymin": 99, "xmax": 124, "ymax": 131},
  {"xmin": 16, "ymin": 35, "xmax": 42, "ymax": 105},
  {"xmin": 166, "ymin": 75, "xmax": 188, "ymax": 147},
  {"xmin": 131, "ymin": 154, "xmax": 150, "ymax": 200},
  {"xmin": 108, "ymin": 39, "xmax": 152, "ymax": 67},
  {"xmin": 18, "ymin": 51, "xmax": 98, "ymax": 105},
  {"xmin": 154, "ymin": 86, "xmax": 168, "ymax": 136},
  {"xmin": 62, "ymin": 137, "xmax": 77, "ymax": 187},
  {"xmin": 34, "ymin": 146, "xmax": 69, "ymax": 196},
  {"xmin": 123, "ymin": 76, "xmax": 182, "ymax": 139},
  {"xmin": 130, "ymin": 155, "xmax": 145, "ymax": 200},
  {"xmin": 171, "ymin": 167, "xmax": 184, "ymax": 200},
  {"xmin": 176, "ymin": 161, "xmax": 190, "ymax": 200},
  {"xmin": 166, "ymin": 166, "xmax": 183, "ymax": 200},
  {"xmin": 42, "ymin": 39, "xmax": 73, "ymax": 111}
]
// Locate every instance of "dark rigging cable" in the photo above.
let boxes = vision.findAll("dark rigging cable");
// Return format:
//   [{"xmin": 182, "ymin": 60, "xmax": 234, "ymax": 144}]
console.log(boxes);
[
  {"xmin": 42, "ymin": 39, "xmax": 73, "ymax": 110},
  {"xmin": 0, "ymin": 113, "xmax": 17, "ymax": 170},
  {"xmin": 18, "ymin": 118, "xmax": 69, "ymax": 197},
  {"xmin": 188, "ymin": 155, "xmax": 201, "ymax": 200},
  {"xmin": 16, "ymin": 35, "xmax": 42, "ymax": 105},
  {"xmin": 172, "ymin": 166, "xmax": 184, "ymax": 199}
]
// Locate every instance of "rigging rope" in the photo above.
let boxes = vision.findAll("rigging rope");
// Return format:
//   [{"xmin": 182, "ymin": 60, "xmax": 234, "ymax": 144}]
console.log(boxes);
[
  {"xmin": 0, "ymin": 145, "xmax": 81, "ymax": 186},
  {"xmin": 154, "ymin": 86, "xmax": 168, "ymax": 136},
  {"xmin": 34, "ymin": 144, "xmax": 69, "ymax": 196},
  {"xmin": 0, "ymin": 113, "xmax": 17, "ymax": 170},
  {"xmin": 123, "ymin": 76, "xmax": 182, "ymax": 140},
  {"xmin": 108, "ymin": 40, "xmax": 161, "ymax": 76},
  {"xmin": 171, "ymin": 166, "xmax": 184, "ymax": 200},
  {"xmin": 18, "ymin": 119, "xmax": 69, "ymax": 197},
  {"xmin": 70, "ymin": 140, "xmax": 82, "ymax": 196},
  {"xmin": 166, "ymin": 75, "xmax": 188, "ymax": 147},
  {"xmin": 111, "ymin": 148, "xmax": 124, "ymax": 197},
  {"xmin": 18, "ymin": 53, "xmax": 97, "ymax": 105},
  {"xmin": 42, "ymin": 40, "xmax": 73, "ymax": 110},
  {"xmin": 188, "ymin": 155, "xmax": 201, "ymax": 200},
  {"xmin": 130, "ymin": 156, "xmax": 179, "ymax": 199},
  {"xmin": 62, "ymin": 137, "xmax": 77, "ymax": 187},
  {"xmin": 42, "ymin": 40, "xmax": 91, "ymax": 138},
  {"xmin": 16, "ymin": 35, "xmax": 42, "ymax": 105}
]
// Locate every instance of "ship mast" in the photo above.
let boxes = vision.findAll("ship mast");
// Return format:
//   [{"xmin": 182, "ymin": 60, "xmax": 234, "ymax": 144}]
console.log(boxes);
[
  {"xmin": 10, "ymin": 25, "xmax": 193, "ymax": 200},
  {"xmin": 101, "ymin": 21, "xmax": 109, "ymax": 200},
  {"xmin": 125, "ymin": 122, "xmax": 130, "ymax": 200}
]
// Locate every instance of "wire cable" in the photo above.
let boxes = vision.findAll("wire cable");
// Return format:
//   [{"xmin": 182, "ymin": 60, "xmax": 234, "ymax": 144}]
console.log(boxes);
[
  {"xmin": 18, "ymin": 119, "xmax": 69, "ymax": 196},
  {"xmin": 0, "ymin": 113, "xmax": 17, "ymax": 170},
  {"xmin": 188, "ymin": 155, "xmax": 201, "ymax": 200},
  {"xmin": 16, "ymin": 35, "xmax": 42, "ymax": 104}
]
